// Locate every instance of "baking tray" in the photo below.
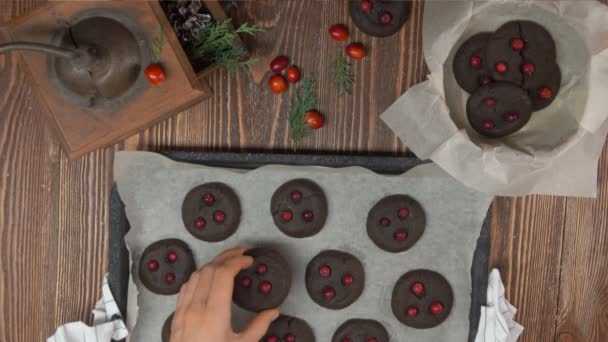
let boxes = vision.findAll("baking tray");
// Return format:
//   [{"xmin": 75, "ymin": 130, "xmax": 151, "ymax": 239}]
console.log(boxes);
[{"xmin": 108, "ymin": 152, "xmax": 490, "ymax": 342}]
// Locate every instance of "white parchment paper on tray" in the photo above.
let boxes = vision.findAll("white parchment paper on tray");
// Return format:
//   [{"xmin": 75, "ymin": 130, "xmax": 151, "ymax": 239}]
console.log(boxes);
[
  {"xmin": 114, "ymin": 152, "xmax": 493, "ymax": 342},
  {"xmin": 381, "ymin": 0, "xmax": 608, "ymax": 197}
]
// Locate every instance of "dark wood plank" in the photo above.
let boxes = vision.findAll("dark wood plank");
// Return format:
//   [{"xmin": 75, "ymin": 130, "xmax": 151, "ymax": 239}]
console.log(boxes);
[
  {"xmin": 556, "ymin": 143, "xmax": 608, "ymax": 342},
  {"xmin": 489, "ymin": 195, "xmax": 566, "ymax": 342}
]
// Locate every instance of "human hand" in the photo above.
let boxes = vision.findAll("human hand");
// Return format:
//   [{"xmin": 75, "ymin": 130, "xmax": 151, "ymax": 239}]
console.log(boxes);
[{"xmin": 170, "ymin": 246, "xmax": 280, "ymax": 342}]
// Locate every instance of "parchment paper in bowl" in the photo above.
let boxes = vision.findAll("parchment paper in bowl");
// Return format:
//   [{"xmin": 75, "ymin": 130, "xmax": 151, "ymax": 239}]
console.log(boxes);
[
  {"xmin": 381, "ymin": 0, "xmax": 608, "ymax": 197},
  {"xmin": 114, "ymin": 152, "xmax": 493, "ymax": 342}
]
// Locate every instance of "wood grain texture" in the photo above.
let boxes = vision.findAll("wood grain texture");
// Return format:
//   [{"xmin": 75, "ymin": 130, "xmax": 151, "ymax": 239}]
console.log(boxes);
[{"xmin": 0, "ymin": 0, "xmax": 607, "ymax": 341}]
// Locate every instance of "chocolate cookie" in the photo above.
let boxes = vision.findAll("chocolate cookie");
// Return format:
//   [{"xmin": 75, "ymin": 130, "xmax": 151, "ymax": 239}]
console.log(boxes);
[
  {"xmin": 331, "ymin": 319, "xmax": 390, "ymax": 342},
  {"xmin": 262, "ymin": 315, "xmax": 315, "ymax": 342},
  {"xmin": 305, "ymin": 250, "xmax": 364, "ymax": 310},
  {"xmin": 453, "ymin": 33, "xmax": 494, "ymax": 93},
  {"xmin": 527, "ymin": 63, "xmax": 561, "ymax": 111},
  {"xmin": 138, "ymin": 239, "xmax": 196, "ymax": 295},
  {"xmin": 182, "ymin": 182, "xmax": 241, "ymax": 242},
  {"xmin": 270, "ymin": 179, "xmax": 328, "ymax": 238},
  {"xmin": 349, "ymin": 0, "xmax": 411, "ymax": 37},
  {"xmin": 233, "ymin": 248, "xmax": 292, "ymax": 312},
  {"xmin": 391, "ymin": 269, "xmax": 454, "ymax": 329},
  {"xmin": 486, "ymin": 21, "xmax": 557, "ymax": 88},
  {"xmin": 366, "ymin": 195, "xmax": 426, "ymax": 253},
  {"xmin": 466, "ymin": 82, "xmax": 533, "ymax": 138},
  {"xmin": 161, "ymin": 313, "xmax": 174, "ymax": 342}
]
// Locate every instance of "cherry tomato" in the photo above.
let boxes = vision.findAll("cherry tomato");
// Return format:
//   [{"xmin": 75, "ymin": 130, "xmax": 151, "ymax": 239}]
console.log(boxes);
[
  {"xmin": 360, "ymin": 0, "xmax": 372, "ymax": 12},
  {"xmin": 144, "ymin": 63, "xmax": 166, "ymax": 85},
  {"xmin": 304, "ymin": 111, "xmax": 324, "ymax": 129},
  {"xmin": 269, "ymin": 74, "xmax": 287, "ymax": 94},
  {"xmin": 329, "ymin": 24, "xmax": 349, "ymax": 42},
  {"xmin": 285, "ymin": 66, "xmax": 301, "ymax": 83},
  {"xmin": 270, "ymin": 56, "xmax": 289, "ymax": 73},
  {"xmin": 346, "ymin": 43, "xmax": 366, "ymax": 59}
]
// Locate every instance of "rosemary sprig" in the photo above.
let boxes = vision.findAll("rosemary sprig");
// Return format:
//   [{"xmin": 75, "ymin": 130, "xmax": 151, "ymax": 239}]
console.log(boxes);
[
  {"xmin": 189, "ymin": 19, "xmax": 264, "ymax": 75},
  {"xmin": 151, "ymin": 27, "xmax": 165, "ymax": 63},
  {"xmin": 288, "ymin": 74, "xmax": 317, "ymax": 149},
  {"xmin": 332, "ymin": 51, "xmax": 353, "ymax": 95}
]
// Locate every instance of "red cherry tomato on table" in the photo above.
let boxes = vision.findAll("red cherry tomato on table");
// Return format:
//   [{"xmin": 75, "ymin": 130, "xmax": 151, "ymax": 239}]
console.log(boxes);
[
  {"xmin": 346, "ymin": 43, "xmax": 366, "ymax": 59},
  {"xmin": 285, "ymin": 66, "xmax": 301, "ymax": 83},
  {"xmin": 145, "ymin": 63, "xmax": 166, "ymax": 85},
  {"xmin": 269, "ymin": 74, "xmax": 288, "ymax": 94},
  {"xmin": 304, "ymin": 111, "xmax": 324, "ymax": 129},
  {"xmin": 329, "ymin": 24, "xmax": 349, "ymax": 42},
  {"xmin": 270, "ymin": 56, "xmax": 289, "ymax": 73}
]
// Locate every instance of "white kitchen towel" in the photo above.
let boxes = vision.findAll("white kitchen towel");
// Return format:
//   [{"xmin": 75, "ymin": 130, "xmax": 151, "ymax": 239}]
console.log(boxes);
[
  {"xmin": 47, "ymin": 274, "xmax": 129, "ymax": 342},
  {"xmin": 475, "ymin": 269, "xmax": 524, "ymax": 342}
]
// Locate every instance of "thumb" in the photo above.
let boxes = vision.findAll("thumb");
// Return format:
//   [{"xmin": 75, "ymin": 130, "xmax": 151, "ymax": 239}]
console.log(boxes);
[{"xmin": 239, "ymin": 308, "xmax": 280, "ymax": 341}]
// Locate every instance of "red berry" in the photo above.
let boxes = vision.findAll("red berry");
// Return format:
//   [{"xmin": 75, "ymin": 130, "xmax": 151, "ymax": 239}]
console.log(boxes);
[
  {"xmin": 495, "ymin": 62, "xmax": 508, "ymax": 73},
  {"xmin": 346, "ymin": 43, "xmax": 366, "ymax": 59},
  {"xmin": 259, "ymin": 281, "xmax": 273, "ymax": 294},
  {"xmin": 398, "ymin": 208, "xmax": 409, "ymax": 220},
  {"xmin": 214, "ymin": 210, "xmax": 226, "ymax": 223},
  {"xmin": 411, "ymin": 282, "xmax": 425, "ymax": 296},
  {"xmin": 511, "ymin": 38, "xmax": 525, "ymax": 51},
  {"xmin": 269, "ymin": 74, "xmax": 288, "ymax": 94},
  {"xmin": 323, "ymin": 287, "xmax": 336, "ymax": 300},
  {"xmin": 407, "ymin": 306, "xmax": 419, "ymax": 317},
  {"xmin": 166, "ymin": 273, "xmax": 175, "ymax": 283},
  {"xmin": 266, "ymin": 336, "xmax": 279, "ymax": 342},
  {"xmin": 522, "ymin": 62, "xmax": 535, "ymax": 75},
  {"xmin": 290, "ymin": 190, "xmax": 303, "ymax": 202},
  {"xmin": 304, "ymin": 111, "xmax": 324, "ymax": 129},
  {"xmin": 394, "ymin": 230, "xmax": 408, "ymax": 241},
  {"xmin": 538, "ymin": 87, "xmax": 553, "ymax": 99},
  {"xmin": 360, "ymin": 0, "xmax": 372, "ymax": 12},
  {"xmin": 302, "ymin": 210, "xmax": 314, "ymax": 222},
  {"xmin": 329, "ymin": 24, "xmax": 349, "ymax": 42},
  {"xmin": 379, "ymin": 217, "xmax": 391, "ymax": 227},
  {"xmin": 270, "ymin": 56, "xmax": 289, "ymax": 73},
  {"xmin": 482, "ymin": 120, "xmax": 495, "ymax": 129},
  {"xmin": 504, "ymin": 112, "xmax": 519, "ymax": 123},
  {"xmin": 167, "ymin": 251, "xmax": 178, "ymax": 263},
  {"xmin": 144, "ymin": 63, "xmax": 166, "ymax": 85},
  {"xmin": 256, "ymin": 263, "xmax": 268, "ymax": 275},
  {"xmin": 342, "ymin": 274, "xmax": 354, "ymax": 286},
  {"xmin": 194, "ymin": 217, "xmax": 206, "ymax": 229},
  {"xmin": 367, "ymin": 338, "xmax": 378, "ymax": 342},
  {"xmin": 286, "ymin": 66, "xmax": 301, "ymax": 83},
  {"xmin": 379, "ymin": 11, "xmax": 392, "ymax": 24},
  {"xmin": 484, "ymin": 98, "xmax": 495, "ymax": 107},
  {"xmin": 479, "ymin": 76, "xmax": 493, "ymax": 86},
  {"xmin": 470, "ymin": 56, "xmax": 482, "ymax": 68},
  {"xmin": 147, "ymin": 260, "xmax": 159, "ymax": 271},
  {"xmin": 319, "ymin": 265, "xmax": 332, "ymax": 277},
  {"xmin": 202, "ymin": 193, "xmax": 215, "ymax": 206},
  {"xmin": 430, "ymin": 302, "xmax": 445, "ymax": 315},
  {"xmin": 282, "ymin": 210, "xmax": 293, "ymax": 222},
  {"xmin": 285, "ymin": 333, "xmax": 296, "ymax": 342},
  {"xmin": 240, "ymin": 276, "xmax": 252, "ymax": 288}
]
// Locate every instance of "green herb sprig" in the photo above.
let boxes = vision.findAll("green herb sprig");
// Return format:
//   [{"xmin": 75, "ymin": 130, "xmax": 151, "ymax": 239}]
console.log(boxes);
[
  {"xmin": 189, "ymin": 19, "xmax": 264, "ymax": 75},
  {"xmin": 151, "ymin": 27, "xmax": 165, "ymax": 63},
  {"xmin": 288, "ymin": 74, "xmax": 317, "ymax": 149},
  {"xmin": 332, "ymin": 52, "xmax": 353, "ymax": 95}
]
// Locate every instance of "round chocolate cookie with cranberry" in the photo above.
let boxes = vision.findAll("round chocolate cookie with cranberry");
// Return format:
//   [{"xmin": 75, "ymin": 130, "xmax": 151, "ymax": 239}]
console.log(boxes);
[
  {"xmin": 349, "ymin": 0, "xmax": 411, "ymax": 37},
  {"xmin": 391, "ymin": 269, "xmax": 453, "ymax": 329},
  {"xmin": 270, "ymin": 179, "xmax": 327, "ymax": 238},
  {"xmin": 466, "ymin": 82, "xmax": 533, "ymax": 138},
  {"xmin": 452, "ymin": 33, "xmax": 494, "ymax": 93},
  {"xmin": 305, "ymin": 250, "xmax": 365, "ymax": 310},
  {"xmin": 233, "ymin": 248, "xmax": 292, "ymax": 312},
  {"xmin": 182, "ymin": 182, "xmax": 241, "ymax": 242},
  {"xmin": 161, "ymin": 312, "xmax": 174, "ymax": 342},
  {"xmin": 262, "ymin": 315, "xmax": 315, "ymax": 342},
  {"xmin": 138, "ymin": 239, "xmax": 196, "ymax": 295},
  {"xmin": 527, "ymin": 63, "xmax": 561, "ymax": 111},
  {"xmin": 331, "ymin": 319, "xmax": 389, "ymax": 342},
  {"xmin": 366, "ymin": 194, "xmax": 426, "ymax": 253}
]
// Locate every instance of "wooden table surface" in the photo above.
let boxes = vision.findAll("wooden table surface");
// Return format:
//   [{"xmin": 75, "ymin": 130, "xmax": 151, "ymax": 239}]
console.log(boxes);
[{"xmin": 1, "ymin": 1, "xmax": 607, "ymax": 341}]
